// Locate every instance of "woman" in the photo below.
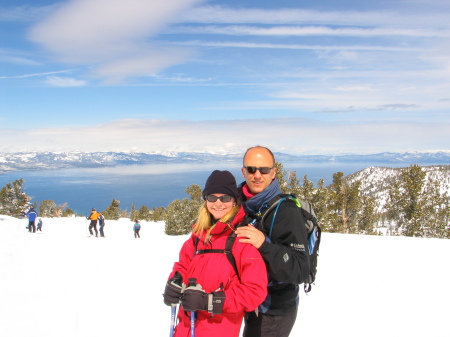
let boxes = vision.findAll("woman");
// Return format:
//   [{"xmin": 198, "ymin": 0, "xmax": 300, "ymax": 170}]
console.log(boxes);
[
  {"xmin": 98, "ymin": 213, "xmax": 105, "ymax": 237},
  {"xmin": 163, "ymin": 170, "xmax": 267, "ymax": 337}
]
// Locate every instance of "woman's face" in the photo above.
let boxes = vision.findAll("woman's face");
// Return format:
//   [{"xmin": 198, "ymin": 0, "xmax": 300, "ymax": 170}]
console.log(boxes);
[{"xmin": 205, "ymin": 193, "xmax": 236, "ymax": 220}]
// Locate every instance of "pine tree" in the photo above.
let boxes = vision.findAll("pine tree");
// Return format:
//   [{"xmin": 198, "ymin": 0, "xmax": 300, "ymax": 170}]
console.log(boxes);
[
  {"xmin": 185, "ymin": 184, "xmax": 202, "ymax": 202},
  {"xmin": 311, "ymin": 178, "xmax": 336, "ymax": 232},
  {"xmin": 164, "ymin": 184, "xmax": 203, "ymax": 235},
  {"xmin": 137, "ymin": 205, "xmax": 151, "ymax": 221},
  {"xmin": 422, "ymin": 179, "xmax": 449, "ymax": 238},
  {"xmin": 61, "ymin": 208, "xmax": 75, "ymax": 217},
  {"xmin": 298, "ymin": 174, "xmax": 314, "ymax": 202},
  {"xmin": 387, "ymin": 165, "xmax": 450, "ymax": 238},
  {"xmin": 39, "ymin": 200, "xmax": 56, "ymax": 217},
  {"xmin": 275, "ymin": 162, "xmax": 288, "ymax": 193},
  {"xmin": 150, "ymin": 206, "xmax": 166, "ymax": 221},
  {"xmin": 386, "ymin": 165, "xmax": 430, "ymax": 237},
  {"xmin": 0, "ymin": 179, "xmax": 30, "ymax": 216},
  {"xmin": 359, "ymin": 195, "xmax": 378, "ymax": 234},
  {"xmin": 329, "ymin": 172, "xmax": 362, "ymax": 233},
  {"xmin": 103, "ymin": 199, "xmax": 121, "ymax": 220},
  {"xmin": 285, "ymin": 171, "xmax": 301, "ymax": 196},
  {"xmin": 130, "ymin": 203, "xmax": 137, "ymax": 221},
  {"xmin": 165, "ymin": 198, "xmax": 201, "ymax": 235}
]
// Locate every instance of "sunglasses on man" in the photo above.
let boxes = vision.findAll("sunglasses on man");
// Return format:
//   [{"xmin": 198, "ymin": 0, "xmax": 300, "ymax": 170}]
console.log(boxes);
[
  {"xmin": 244, "ymin": 166, "xmax": 273, "ymax": 174},
  {"xmin": 205, "ymin": 195, "xmax": 234, "ymax": 203}
]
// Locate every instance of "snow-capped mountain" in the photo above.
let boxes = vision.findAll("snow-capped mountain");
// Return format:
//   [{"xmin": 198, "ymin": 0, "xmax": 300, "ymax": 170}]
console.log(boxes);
[
  {"xmin": 0, "ymin": 151, "xmax": 242, "ymax": 173},
  {"xmin": 345, "ymin": 165, "xmax": 450, "ymax": 212},
  {"xmin": 0, "ymin": 150, "xmax": 449, "ymax": 174}
]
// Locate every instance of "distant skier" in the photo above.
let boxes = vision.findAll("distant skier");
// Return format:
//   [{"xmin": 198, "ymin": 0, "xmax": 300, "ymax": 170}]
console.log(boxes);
[
  {"xmin": 37, "ymin": 218, "xmax": 43, "ymax": 232},
  {"xmin": 87, "ymin": 208, "xmax": 100, "ymax": 237},
  {"xmin": 25, "ymin": 208, "xmax": 38, "ymax": 233},
  {"xmin": 133, "ymin": 220, "xmax": 141, "ymax": 238},
  {"xmin": 98, "ymin": 213, "xmax": 105, "ymax": 237}
]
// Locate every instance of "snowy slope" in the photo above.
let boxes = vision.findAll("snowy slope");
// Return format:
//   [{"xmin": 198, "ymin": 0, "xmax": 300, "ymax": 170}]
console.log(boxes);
[
  {"xmin": 0, "ymin": 215, "xmax": 449, "ymax": 337},
  {"xmin": 345, "ymin": 165, "xmax": 450, "ymax": 211}
]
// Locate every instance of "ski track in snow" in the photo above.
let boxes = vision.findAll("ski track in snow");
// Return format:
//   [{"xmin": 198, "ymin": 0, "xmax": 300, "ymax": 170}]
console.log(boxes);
[{"xmin": 0, "ymin": 215, "xmax": 449, "ymax": 337}]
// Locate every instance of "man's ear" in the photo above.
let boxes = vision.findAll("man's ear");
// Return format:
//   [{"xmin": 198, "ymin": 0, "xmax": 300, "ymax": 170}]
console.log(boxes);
[
  {"xmin": 241, "ymin": 167, "xmax": 246, "ymax": 178},
  {"xmin": 271, "ymin": 167, "xmax": 277, "ymax": 180}
]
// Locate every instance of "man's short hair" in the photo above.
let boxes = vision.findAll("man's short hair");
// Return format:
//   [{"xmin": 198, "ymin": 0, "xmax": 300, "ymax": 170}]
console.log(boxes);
[{"xmin": 243, "ymin": 146, "xmax": 276, "ymax": 166}]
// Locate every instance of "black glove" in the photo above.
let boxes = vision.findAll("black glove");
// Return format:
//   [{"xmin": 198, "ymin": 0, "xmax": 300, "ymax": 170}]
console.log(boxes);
[
  {"xmin": 163, "ymin": 271, "xmax": 183, "ymax": 306},
  {"xmin": 181, "ymin": 278, "xmax": 225, "ymax": 315}
]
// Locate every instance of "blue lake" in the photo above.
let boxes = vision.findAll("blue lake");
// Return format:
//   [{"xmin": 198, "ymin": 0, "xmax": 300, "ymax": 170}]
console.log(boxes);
[{"xmin": 0, "ymin": 161, "xmax": 407, "ymax": 216}]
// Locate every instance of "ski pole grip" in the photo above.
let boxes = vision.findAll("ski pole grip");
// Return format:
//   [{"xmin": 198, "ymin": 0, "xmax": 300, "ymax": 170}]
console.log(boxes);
[{"xmin": 188, "ymin": 278, "xmax": 197, "ymax": 287}]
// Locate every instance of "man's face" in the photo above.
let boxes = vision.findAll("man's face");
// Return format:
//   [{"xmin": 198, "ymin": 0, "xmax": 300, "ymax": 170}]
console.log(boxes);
[{"xmin": 242, "ymin": 148, "xmax": 277, "ymax": 194}]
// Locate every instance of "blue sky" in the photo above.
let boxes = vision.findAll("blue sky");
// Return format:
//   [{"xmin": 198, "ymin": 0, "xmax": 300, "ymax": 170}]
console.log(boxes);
[{"xmin": 1, "ymin": 0, "xmax": 450, "ymax": 155}]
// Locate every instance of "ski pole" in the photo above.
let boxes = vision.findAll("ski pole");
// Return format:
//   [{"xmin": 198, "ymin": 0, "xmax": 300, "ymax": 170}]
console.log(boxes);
[
  {"xmin": 169, "ymin": 304, "xmax": 177, "ymax": 337},
  {"xmin": 188, "ymin": 278, "xmax": 197, "ymax": 337},
  {"xmin": 169, "ymin": 272, "xmax": 183, "ymax": 337},
  {"xmin": 190, "ymin": 311, "xmax": 196, "ymax": 337}
]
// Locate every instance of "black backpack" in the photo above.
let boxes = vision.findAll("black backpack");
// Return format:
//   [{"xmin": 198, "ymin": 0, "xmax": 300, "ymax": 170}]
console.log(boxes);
[{"xmin": 258, "ymin": 194, "xmax": 321, "ymax": 293}]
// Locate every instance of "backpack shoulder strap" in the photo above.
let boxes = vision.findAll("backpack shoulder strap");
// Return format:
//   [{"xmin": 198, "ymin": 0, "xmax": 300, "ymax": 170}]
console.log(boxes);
[
  {"xmin": 224, "ymin": 232, "xmax": 239, "ymax": 282},
  {"xmin": 194, "ymin": 233, "xmax": 240, "ymax": 282},
  {"xmin": 260, "ymin": 194, "xmax": 296, "ymax": 239}
]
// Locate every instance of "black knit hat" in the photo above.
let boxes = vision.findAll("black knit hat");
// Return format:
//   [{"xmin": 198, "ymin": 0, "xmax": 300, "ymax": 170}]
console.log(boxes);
[{"xmin": 202, "ymin": 170, "xmax": 239, "ymax": 201}]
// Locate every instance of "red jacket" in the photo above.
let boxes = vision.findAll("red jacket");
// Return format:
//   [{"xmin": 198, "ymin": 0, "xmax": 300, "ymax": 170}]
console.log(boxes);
[{"xmin": 169, "ymin": 206, "xmax": 268, "ymax": 337}]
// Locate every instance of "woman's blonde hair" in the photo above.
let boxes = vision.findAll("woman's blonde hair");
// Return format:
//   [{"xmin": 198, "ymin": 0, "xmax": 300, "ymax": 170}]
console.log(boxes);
[{"xmin": 192, "ymin": 201, "xmax": 239, "ymax": 241}]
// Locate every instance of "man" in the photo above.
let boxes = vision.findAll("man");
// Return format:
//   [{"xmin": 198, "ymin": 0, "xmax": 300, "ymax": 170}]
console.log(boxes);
[
  {"xmin": 235, "ymin": 146, "xmax": 310, "ymax": 337},
  {"xmin": 25, "ymin": 207, "xmax": 38, "ymax": 233},
  {"xmin": 88, "ymin": 208, "xmax": 100, "ymax": 237}
]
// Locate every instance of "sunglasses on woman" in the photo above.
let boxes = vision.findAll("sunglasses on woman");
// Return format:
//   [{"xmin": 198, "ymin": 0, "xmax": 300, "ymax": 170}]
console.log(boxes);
[
  {"xmin": 244, "ymin": 166, "xmax": 273, "ymax": 174},
  {"xmin": 205, "ymin": 195, "xmax": 234, "ymax": 203}
]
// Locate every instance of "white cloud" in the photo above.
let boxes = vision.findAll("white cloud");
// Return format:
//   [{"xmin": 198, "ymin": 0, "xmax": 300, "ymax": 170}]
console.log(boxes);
[
  {"xmin": 0, "ymin": 53, "xmax": 41, "ymax": 66},
  {"xmin": 0, "ymin": 70, "xmax": 72, "ymax": 79},
  {"xmin": 92, "ymin": 46, "xmax": 196, "ymax": 84},
  {"xmin": 333, "ymin": 86, "xmax": 375, "ymax": 92},
  {"xmin": 0, "ymin": 118, "xmax": 449, "ymax": 155},
  {"xmin": 45, "ymin": 76, "xmax": 87, "ymax": 87},
  {"xmin": 172, "ymin": 40, "xmax": 423, "ymax": 52},
  {"xmin": 180, "ymin": 6, "xmax": 450, "ymax": 28},
  {"xmin": 172, "ymin": 25, "xmax": 450, "ymax": 38},
  {"xmin": 28, "ymin": 0, "xmax": 205, "ymax": 82}
]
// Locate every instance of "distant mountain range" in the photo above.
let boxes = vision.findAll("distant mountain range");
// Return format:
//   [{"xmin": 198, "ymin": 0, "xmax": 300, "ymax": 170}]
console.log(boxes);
[{"xmin": 1, "ymin": 150, "xmax": 450, "ymax": 174}]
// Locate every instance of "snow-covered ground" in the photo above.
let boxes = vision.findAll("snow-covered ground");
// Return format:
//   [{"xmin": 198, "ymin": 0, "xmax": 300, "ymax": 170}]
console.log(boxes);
[{"xmin": 1, "ymin": 215, "xmax": 449, "ymax": 337}]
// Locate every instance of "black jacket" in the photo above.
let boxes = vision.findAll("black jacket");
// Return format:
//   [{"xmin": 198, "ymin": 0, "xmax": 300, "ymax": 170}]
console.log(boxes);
[{"xmin": 244, "ymin": 195, "xmax": 311, "ymax": 315}]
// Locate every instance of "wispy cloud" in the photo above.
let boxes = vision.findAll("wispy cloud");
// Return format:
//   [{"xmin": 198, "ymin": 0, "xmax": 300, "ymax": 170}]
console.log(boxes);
[
  {"xmin": 91, "ymin": 46, "xmax": 197, "ymax": 84},
  {"xmin": 180, "ymin": 6, "xmax": 450, "ymax": 28},
  {"xmin": 1, "ymin": 118, "xmax": 448, "ymax": 155},
  {"xmin": 27, "ymin": 0, "xmax": 205, "ymax": 83},
  {"xmin": 172, "ymin": 25, "xmax": 450, "ymax": 38},
  {"xmin": 0, "ymin": 55, "xmax": 41, "ymax": 66},
  {"xmin": 45, "ymin": 76, "xmax": 87, "ymax": 87},
  {"xmin": 0, "ymin": 5, "xmax": 59, "ymax": 22},
  {"xmin": 171, "ymin": 40, "xmax": 424, "ymax": 52},
  {"xmin": 0, "ymin": 70, "xmax": 72, "ymax": 79}
]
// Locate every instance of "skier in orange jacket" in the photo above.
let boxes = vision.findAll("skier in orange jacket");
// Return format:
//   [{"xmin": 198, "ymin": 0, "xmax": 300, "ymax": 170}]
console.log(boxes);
[{"xmin": 88, "ymin": 208, "xmax": 100, "ymax": 237}]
